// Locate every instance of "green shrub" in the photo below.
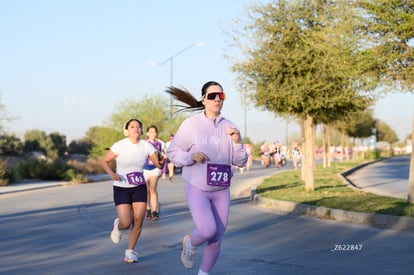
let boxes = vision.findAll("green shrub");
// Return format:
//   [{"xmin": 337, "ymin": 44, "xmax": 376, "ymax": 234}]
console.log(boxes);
[
  {"xmin": 0, "ymin": 159, "xmax": 16, "ymax": 185},
  {"xmin": 65, "ymin": 168, "xmax": 89, "ymax": 184},
  {"xmin": 67, "ymin": 156, "xmax": 106, "ymax": 174},
  {"xmin": 16, "ymin": 158, "xmax": 70, "ymax": 180},
  {"xmin": 0, "ymin": 159, "xmax": 9, "ymax": 186},
  {"xmin": 364, "ymin": 149, "xmax": 381, "ymax": 160}
]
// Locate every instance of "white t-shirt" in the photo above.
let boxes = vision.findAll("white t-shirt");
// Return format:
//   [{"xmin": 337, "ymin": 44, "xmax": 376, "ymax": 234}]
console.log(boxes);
[{"xmin": 110, "ymin": 138, "xmax": 156, "ymax": 188}]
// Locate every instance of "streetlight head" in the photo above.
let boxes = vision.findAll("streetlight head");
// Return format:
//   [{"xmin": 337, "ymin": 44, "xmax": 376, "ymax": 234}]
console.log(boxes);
[
  {"xmin": 195, "ymin": 42, "xmax": 206, "ymax": 47},
  {"xmin": 148, "ymin": 61, "xmax": 158, "ymax": 66}
]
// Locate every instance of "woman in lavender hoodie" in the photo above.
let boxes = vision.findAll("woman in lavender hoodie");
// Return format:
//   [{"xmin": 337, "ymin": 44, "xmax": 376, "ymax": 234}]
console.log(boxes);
[{"xmin": 166, "ymin": 81, "xmax": 248, "ymax": 275}]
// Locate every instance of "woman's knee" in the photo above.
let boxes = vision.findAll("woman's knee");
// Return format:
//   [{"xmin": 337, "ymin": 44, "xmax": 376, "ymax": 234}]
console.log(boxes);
[
  {"xmin": 118, "ymin": 219, "xmax": 132, "ymax": 230},
  {"xmin": 133, "ymin": 216, "xmax": 144, "ymax": 227},
  {"xmin": 150, "ymin": 185, "xmax": 158, "ymax": 193},
  {"xmin": 198, "ymin": 226, "xmax": 217, "ymax": 240}
]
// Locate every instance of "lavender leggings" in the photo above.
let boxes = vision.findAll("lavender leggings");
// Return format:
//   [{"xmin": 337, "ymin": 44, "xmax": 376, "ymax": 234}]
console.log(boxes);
[{"xmin": 185, "ymin": 184, "xmax": 230, "ymax": 273}]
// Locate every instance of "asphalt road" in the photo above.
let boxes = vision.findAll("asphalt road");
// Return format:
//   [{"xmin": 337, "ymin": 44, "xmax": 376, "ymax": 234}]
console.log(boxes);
[
  {"xmin": 1, "ymin": 160, "xmax": 414, "ymax": 274},
  {"xmin": 346, "ymin": 154, "xmax": 410, "ymax": 199}
]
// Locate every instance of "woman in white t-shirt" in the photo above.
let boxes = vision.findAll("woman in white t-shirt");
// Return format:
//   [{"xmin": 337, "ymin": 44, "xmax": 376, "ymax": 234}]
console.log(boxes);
[{"xmin": 101, "ymin": 118, "xmax": 165, "ymax": 263}]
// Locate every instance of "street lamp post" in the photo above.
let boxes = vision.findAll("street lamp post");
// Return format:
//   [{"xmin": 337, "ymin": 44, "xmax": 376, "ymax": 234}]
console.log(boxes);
[{"xmin": 153, "ymin": 42, "xmax": 205, "ymax": 118}]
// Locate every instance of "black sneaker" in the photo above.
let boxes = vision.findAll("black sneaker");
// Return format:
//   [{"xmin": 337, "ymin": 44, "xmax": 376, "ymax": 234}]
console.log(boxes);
[
  {"xmin": 151, "ymin": 211, "xmax": 159, "ymax": 221},
  {"xmin": 146, "ymin": 209, "xmax": 152, "ymax": 219}
]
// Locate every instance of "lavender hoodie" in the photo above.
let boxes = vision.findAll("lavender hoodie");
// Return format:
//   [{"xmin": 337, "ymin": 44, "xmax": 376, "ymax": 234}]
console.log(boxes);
[{"xmin": 166, "ymin": 112, "xmax": 248, "ymax": 191}]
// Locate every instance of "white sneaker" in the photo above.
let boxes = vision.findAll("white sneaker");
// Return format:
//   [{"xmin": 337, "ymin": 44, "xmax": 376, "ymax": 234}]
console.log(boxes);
[
  {"xmin": 198, "ymin": 270, "xmax": 210, "ymax": 275},
  {"xmin": 181, "ymin": 234, "xmax": 197, "ymax": 269},
  {"xmin": 124, "ymin": 249, "xmax": 138, "ymax": 263},
  {"xmin": 110, "ymin": 218, "xmax": 121, "ymax": 244}
]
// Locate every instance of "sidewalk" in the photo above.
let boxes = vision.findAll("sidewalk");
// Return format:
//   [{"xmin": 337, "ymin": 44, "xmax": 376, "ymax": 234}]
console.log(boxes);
[
  {"xmin": 0, "ymin": 174, "xmax": 110, "ymax": 195},
  {"xmin": 0, "ymin": 179, "xmax": 68, "ymax": 195}
]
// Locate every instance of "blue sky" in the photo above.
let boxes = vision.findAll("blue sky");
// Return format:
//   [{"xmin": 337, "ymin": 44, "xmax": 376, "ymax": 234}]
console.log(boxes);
[{"xmin": 1, "ymin": 0, "xmax": 413, "ymax": 144}]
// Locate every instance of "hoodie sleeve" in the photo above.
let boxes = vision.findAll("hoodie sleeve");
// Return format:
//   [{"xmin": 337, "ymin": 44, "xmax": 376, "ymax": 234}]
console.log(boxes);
[
  {"xmin": 232, "ymin": 141, "xmax": 248, "ymax": 167},
  {"xmin": 166, "ymin": 119, "xmax": 196, "ymax": 167}
]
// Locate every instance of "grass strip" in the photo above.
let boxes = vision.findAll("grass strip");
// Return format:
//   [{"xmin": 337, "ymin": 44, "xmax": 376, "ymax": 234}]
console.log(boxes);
[{"xmin": 256, "ymin": 160, "xmax": 414, "ymax": 217}]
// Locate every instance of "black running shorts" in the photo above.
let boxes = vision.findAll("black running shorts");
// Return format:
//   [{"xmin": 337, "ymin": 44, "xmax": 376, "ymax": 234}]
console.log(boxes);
[{"xmin": 113, "ymin": 185, "xmax": 147, "ymax": 206}]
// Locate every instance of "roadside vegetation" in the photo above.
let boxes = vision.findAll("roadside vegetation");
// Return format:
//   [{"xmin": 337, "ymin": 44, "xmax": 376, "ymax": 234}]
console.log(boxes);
[
  {"xmin": 257, "ymin": 158, "xmax": 414, "ymax": 217},
  {"xmin": 0, "ymin": 95, "xmax": 186, "ymax": 185}
]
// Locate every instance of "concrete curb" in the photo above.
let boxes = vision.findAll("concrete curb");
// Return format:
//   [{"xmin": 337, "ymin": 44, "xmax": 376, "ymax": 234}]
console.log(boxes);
[
  {"xmin": 339, "ymin": 158, "xmax": 382, "ymax": 190},
  {"xmin": 252, "ymin": 194, "xmax": 414, "ymax": 232}
]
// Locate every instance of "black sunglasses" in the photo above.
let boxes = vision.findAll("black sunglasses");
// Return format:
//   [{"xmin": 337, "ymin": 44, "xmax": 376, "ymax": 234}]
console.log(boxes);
[{"xmin": 205, "ymin": 92, "xmax": 226, "ymax": 100}]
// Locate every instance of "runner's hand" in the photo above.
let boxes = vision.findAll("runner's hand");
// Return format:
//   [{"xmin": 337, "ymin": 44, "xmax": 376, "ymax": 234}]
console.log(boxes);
[{"xmin": 191, "ymin": 152, "xmax": 209, "ymax": 163}]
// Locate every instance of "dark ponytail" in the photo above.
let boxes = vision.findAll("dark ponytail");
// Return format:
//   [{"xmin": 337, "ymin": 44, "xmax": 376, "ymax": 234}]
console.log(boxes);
[
  {"xmin": 165, "ymin": 86, "xmax": 204, "ymax": 112},
  {"xmin": 165, "ymin": 81, "xmax": 223, "ymax": 113}
]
